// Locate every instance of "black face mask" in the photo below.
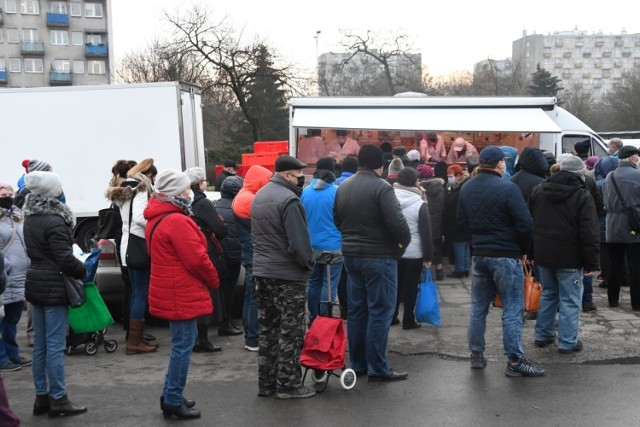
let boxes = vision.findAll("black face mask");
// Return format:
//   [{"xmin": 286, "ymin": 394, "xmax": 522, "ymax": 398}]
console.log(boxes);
[
  {"xmin": 0, "ymin": 197, "xmax": 14, "ymax": 209},
  {"xmin": 296, "ymin": 175, "xmax": 305, "ymax": 188}
]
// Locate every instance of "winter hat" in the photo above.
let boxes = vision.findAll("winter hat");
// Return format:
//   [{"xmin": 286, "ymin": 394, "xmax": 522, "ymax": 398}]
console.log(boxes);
[
  {"xmin": 275, "ymin": 155, "xmax": 307, "ymax": 172},
  {"xmin": 358, "ymin": 144, "xmax": 384, "ymax": 170},
  {"xmin": 407, "ymin": 149, "xmax": 420, "ymax": 162},
  {"xmin": 584, "ymin": 156, "xmax": 599, "ymax": 170},
  {"xmin": 184, "ymin": 167, "xmax": 206, "ymax": 186},
  {"xmin": 316, "ymin": 157, "xmax": 336, "ymax": 174},
  {"xmin": 560, "ymin": 155, "xmax": 586, "ymax": 177},
  {"xmin": 392, "ymin": 146, "xmax": 407, "ymax": 157},
  {"xmin": 617, "ymin": 145, "xmax": 640, "ymax": 160},
  {"xmin": 466, "ymin": 154, "xmax": 480, "ymax": 173},
  {"xmin": 336, "ymin": 130, "xmax": 347, "ymax": 136},
  {"xmin": 452, "ymin": 138, "xmax": 467, "ymax": 152},
  {"xmin": 27, "ymin": 159, "xmax": 52, "ymax": 172},
  {"xmin": 388, "ymin": 158, "xmax": 403, "ymax": 175},
  {"xmin": 25, "ymin": 171, "xmax": 62, "ymax": 197},
  {"xmin": 0, "ymin": 182, "xmax": 13, "ymax": 192},
  {"xmin": 342, "ymin": 156, "xmax": 359, "ymax": 173},
  {"xmin": 416, "ymin": 164, "xmax": 434, "ymax": 179},
  {"xmin": 594, "ymin": 156, "xmax": 619, "ymax": 180},
  {"xmin": 220, "ymin": 175, "xmax": 244, "ymax": 197},
  {"xmin": 21, "ymin": 160, "xmax": 30, "ymax": 173},
  {"xmin": 223, "ymin": 159, "xmax": 237, "ymax": 168},
  {"xmin": 427, "ymin": 133, "xmax": 438, "ymax": 142},
  {"xmin": 154, "ymin": 169, "xmax": 190, "ymax": 197},
  {"xmin": 573, "ymin": 140, "xmax": 590, "ymax": 155}
]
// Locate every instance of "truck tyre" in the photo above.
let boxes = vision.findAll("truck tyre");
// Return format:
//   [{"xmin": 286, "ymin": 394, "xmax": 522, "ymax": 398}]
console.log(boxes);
[{"xmin": 75, "ymin": 218, "xmax": 99, "ymax": 252}]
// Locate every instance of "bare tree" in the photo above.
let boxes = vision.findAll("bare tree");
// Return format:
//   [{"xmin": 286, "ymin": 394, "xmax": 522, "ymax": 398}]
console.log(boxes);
[
  {"xmin": 426, "ymin": 72, "xmax": 474, "ymax": 96},
  {"xmin": 562, "ymin": 85, "xmax": 596, "ymax": 125},
  {"xmin": 472, "ymin": 58, "xmax": 527, "ymax": 96},
  {"xmin": 602, "ymin": 69, "xmax": 640, "ymax": 130}
]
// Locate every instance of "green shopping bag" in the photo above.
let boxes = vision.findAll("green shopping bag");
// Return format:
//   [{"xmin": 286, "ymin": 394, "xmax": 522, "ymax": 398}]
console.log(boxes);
[{"xmin": 68, "ymin": 282, "xmax": 114, "ymax": 333}]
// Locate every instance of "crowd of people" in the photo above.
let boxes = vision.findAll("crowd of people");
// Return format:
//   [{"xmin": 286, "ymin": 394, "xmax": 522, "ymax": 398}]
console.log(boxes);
[{"xmin": 1, "ymin": 133, "xmax": 639, "ymax": 421}]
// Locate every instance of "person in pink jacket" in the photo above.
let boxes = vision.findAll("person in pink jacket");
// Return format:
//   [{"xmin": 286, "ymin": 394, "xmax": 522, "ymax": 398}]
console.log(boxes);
[
  {"xmin": 419, "ymin": 133, "xmax": 447, "ymax": 163},
  {"xmin": 327, "ymin": 130, "xmax": 361, "ymax": 165},
  {"xmin": 446, "ymin": 138, "xmax": 478, "ymax": 163}
]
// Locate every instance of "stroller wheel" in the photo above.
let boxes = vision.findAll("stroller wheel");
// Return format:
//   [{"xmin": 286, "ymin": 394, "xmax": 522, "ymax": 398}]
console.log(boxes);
[
  {"xmin": 84, "ymin": 342, "xmax": 98, "ymax": 356},
  {"xmin": 104, "ymin": 340, "xmax": 118, "ymax": 353},
  {"xmin": 66, "ymin": 346, "xmax": 73, "ymax": 356},
  {"xmin": 340, "ymin": 369, "xmax": 357, "ymax": 390},
  {"xmin": 311, "ymin": 370, "xmax": 328, "ymax": 384}
]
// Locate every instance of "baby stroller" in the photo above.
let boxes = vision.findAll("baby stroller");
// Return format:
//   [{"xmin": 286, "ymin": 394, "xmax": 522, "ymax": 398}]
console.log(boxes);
[
  {"xmin": 66, "ymin": 246, "xmax": 118, "ymax": 356},
  {"xmin": 300, "ymin": 253, "xmax": 356, "ymax": 392}
]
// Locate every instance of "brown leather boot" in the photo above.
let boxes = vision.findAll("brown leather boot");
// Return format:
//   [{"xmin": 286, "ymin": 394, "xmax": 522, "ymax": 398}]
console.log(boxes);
[{"xmin": 126, "ymin": 319, "xmax": 157, "ymax": 355}]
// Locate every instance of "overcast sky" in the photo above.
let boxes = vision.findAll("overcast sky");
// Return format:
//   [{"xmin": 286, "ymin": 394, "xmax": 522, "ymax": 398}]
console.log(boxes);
[{"xmin": 111, "ymin": 0, "xmax": 638, "ymax": 77}]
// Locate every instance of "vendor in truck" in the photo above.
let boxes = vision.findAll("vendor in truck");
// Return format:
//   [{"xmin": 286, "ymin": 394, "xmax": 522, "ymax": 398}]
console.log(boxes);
[
  {"xmin": 327, "ymin": 130, "xmax": 361, "ymax": 165},
  {"xmin": 446, "ymin": 137, "xmax": 479, "ymax": 164},
  {"xmin": 297, "ymin": 129, "xmax": 327, "ymax": 166}
]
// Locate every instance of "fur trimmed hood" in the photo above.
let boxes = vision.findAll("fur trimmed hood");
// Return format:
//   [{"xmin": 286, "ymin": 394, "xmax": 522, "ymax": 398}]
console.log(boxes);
[
  {"xmin": 22, "ymin": 194, "xmax": 76, "ymax": 228},
  {"xmin": 420, "ymin": 177, "xmax": 445, "ymax": 189},
  {"xmin": 106, "ymin": 173, "xmax": 152, "ymax": 204}
]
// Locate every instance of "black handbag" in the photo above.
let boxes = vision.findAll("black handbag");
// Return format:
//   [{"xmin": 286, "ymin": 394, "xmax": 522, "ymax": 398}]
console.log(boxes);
[
  {"xmin": 610, "ymin": 173, "xmax": 640, "ymax": 236},
  {"xmin": 96, "ymin": 204, "xmax": 121, "ymax": 240},
  {"xmin": 63, "ymin": 274, "xmax": 85, "ymax": 308},
  {"xmin": 125, "ymin": 190, "xmax": 151, "ymax": 269}
]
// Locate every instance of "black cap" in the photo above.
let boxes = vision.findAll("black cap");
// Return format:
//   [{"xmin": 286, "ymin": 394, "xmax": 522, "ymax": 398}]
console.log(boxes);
[
  {"xmin": 275, "ymin": 155, "xmax": 307, "ymax": 172},
  {"xmin": 392, "ymin": 146, "xmax": 407, "ymax": 156},
  {"xmin": 358, "ymin": 144, "xmax": 384, "ymax": 170},
  {"xmin": 316, "ymin": 157, "xmax": 335, "ymax": 174},
  {"xmin": 573, "ymin": 140, "xmax": 590, "ymax": 155},
  {"xmin": 336, "ymin": 130, "xmax": 347, "ymax": 136},
  {"xmin": 618, "ymin": 145, "xmax": 640, "ymax": 160},
  {"xmin": 342, "ymin": 156, "xmax": 359, "ymax": 173},
  {"xmin": 427, "ymin": 133, "xmax": 438, "ymax": 142},
  {"xmin": 224, "ymin": 159, "xmax": 237, "ymax": 168}
]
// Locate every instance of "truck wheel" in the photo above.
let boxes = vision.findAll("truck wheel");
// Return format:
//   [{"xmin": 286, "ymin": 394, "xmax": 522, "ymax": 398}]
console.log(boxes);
[{"xmin": 75, "ymin": 218, "xmax": 99, "ymax": 252}]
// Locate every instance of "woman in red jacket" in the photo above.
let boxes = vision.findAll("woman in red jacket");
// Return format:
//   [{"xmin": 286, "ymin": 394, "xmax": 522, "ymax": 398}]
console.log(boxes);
[{"xmin": 144, "ymin": 169, "xmax": 219, "ymax": 420}]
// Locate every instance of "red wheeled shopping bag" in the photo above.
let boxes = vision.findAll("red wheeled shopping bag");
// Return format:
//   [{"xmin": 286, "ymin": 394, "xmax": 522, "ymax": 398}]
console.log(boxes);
[{"xmin": 300, "ymin": 316, "xmax": 346, "ymax": 371}]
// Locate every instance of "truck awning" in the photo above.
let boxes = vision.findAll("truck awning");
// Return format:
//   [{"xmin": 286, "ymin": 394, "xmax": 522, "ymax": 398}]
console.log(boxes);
[{"xmin": 291, "ymin": 107, "xmax": 562, "ymax": 133}]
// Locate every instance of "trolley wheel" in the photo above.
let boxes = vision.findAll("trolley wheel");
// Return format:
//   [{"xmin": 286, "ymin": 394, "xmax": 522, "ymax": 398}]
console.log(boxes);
[
  {"xmin": 104, "ymin": 340, "xmax": 118, "ymax": 353},
  {"xmin": 311, "ymin": 370, "xmax": 328, "ymax": 384},
  {"xmin": 340, "ymin": 368, "xmax": 357, "ymax": 390},
  {"xmin": 84, "ymin": 342, "xmax": 98, "ymax": 356},
  {"xmin": 66, "ymin": 346, "xmax": 73, "ymax": 355}
]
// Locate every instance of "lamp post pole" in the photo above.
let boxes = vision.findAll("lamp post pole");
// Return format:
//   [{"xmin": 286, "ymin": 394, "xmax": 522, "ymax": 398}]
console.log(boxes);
[{"xmin": 314, "ymin": 30, "xmax": 321, "ymax": 67}]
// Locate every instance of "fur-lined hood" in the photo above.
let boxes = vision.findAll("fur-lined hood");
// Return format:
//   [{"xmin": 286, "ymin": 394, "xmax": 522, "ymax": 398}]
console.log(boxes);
[
  {"xmin": 420, "ymin": 177, "xmax": 445, "ymax": 189},
  {"xmin": 22, "ymin": 194, "xmax": 76, "ymax": 228},
  {"xmin": 106, "ymin": 173, "xmax": 152, "ymax": 204}
]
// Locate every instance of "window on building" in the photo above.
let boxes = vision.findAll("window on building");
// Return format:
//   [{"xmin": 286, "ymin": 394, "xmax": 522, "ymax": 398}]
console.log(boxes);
[
  {"xmin": 53, "ymin": 59, "xmax": 70, "ymax": 71},
  {"xmin": 24, "ymin": 58, "xmax": 43, "ymax": 73},
  {"xmin": 20, "ymin": 0, "xmax": 39, "ymax": 14},
  {"xmin": 0, "ymin": 59, "xmax": 5, "ymax": 70},
  {"xmin": 9, "ymin": 58, "xmax": 21, "ymax": 72},
  {"xmin": 49, "ymin": 1, "xmax": 67, "ymax": 14},
  {"xmin": 87, "ymin": 60, "xmax": 105, "ymax": 74},
  {"xmin": 85, "ymin": 3, "xmax": 103, "ymax": 18},
  {"xmin": 4, "ymin": 0, "xmax": 17, "ymax": 13},
  {"xmin": 69, "ymin": 1, "xmax": 81, "ymax": 16},
  {"xmin": 71, "ymin": 31, "xmax": 84, "ymax": 45},
  {"xmin": 7, "ymin": 28, "xmax": 20, "ymax": 43},
  {"xmin": 73, "ymin": 60, "xmax": 84, "ymax": 74},
  {"xmin": 86, "ymin": 33, "xmax": 103, "ymax": 45},
  {"xmin": 0, "ymin": 31, "xmax": 4, "ymax": 43},
  {"xmin": 22, "ymin": 29, "xmax": 39, "ymax": 41},
  {"xmin": 50, "ymin": 30, "xmax": 69, "ymax": 45}
]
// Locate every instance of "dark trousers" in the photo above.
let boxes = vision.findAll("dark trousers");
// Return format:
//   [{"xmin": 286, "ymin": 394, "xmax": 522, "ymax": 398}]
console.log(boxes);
[
  {"xmin": 221, "ymin": 262, "xmax": 241, "ymax": 321},
  {"xmin": 337, "ymin": 265, "xmax": 349, "ymax": 315},
  {"xmin": 599, "ymin": 242, "xmax": 610, "ymax": 280},
  {"xmin": 394, "ymin": 258, "xmax": 424, "ymax": 325},
  {"xmin": 607, "ymin": 243, "xmax": 640, "ymax": 308}
]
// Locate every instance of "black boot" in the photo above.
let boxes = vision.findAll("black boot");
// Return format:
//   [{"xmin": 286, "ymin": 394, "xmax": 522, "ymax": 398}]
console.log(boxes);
[
  {"xmin": 436, "ymin": 269, "xmax": 444, "ymax": 281},
  {"xmin": 163, "ymin": 403, "xmax": 201, "ymax": 420},
  {"xmin": 193, "ymin": 325, "xmax": 221, "ymax": 352},
  {"xmin": 48, "ymin": 395, "xmax": 87, "ymax": 417},
  {"xmin": 33, "ymin": 394, "xmax": 50, "ymax": 416},
  {"xmin": 160, "ymin": 395, "xmax": 196, "ymax": 409},
  {"xmin": 218, "ymin": 319, "xmax": 243, "ymax": 336}
]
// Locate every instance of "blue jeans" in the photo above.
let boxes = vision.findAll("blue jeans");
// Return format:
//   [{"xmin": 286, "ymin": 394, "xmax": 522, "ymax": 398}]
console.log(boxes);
[
  {"xmin": 535, "ymin": 267, "xmax": 583, "ymax": 350},
  {"xmin": 582, "ymin": 274, "xmax": 593, "ymax": 303},
  {"xmin": 344, "ymin": 256, "xmax": 397, "ymax": 376},
  {"xmin": 452, "ymin": 241, "xmax": 471, "ymax": 273},
  {"xmin": 307, "ymin": 260, "xmax": 343, "ymax": 323},
  {"xmin": 468, "ymin": 256, "xmax": 524, "ymax": 360},
  {"xmin": 242, "ymin": 261, "xmax": 259, "ymax": 347},
  {"xmin": 0, "ymin": 302, "xmax": 24, "ymax": 365},
  {"xmin": 128, "ymin": 267, "xmax": 150, "ymax": 320},
  {"xmin": 31, "ymin": 305, "xmax": 68, "ymax": 399},
  {"xmin": 163, "ymin": 319, "xmax": 197, "ymax": 407}
]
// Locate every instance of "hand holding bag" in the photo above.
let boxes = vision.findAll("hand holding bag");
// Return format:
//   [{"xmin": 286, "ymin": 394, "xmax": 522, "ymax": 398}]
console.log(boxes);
[
  {"xmin": 493, "ymin": 260, "xmax": 541, "ymax": 313},
  {"xmin": 63, "ymin": 274, "xmax": 85, "ymax": 308},
  {"xmin": 414, "ymin": 269, "xmax": 441, "ymax": 327}
]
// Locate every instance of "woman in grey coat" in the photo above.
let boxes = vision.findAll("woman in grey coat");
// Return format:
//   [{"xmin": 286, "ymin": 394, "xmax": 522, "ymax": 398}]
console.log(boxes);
[{"xmin": 0, "ymin": 182, "xmax": 31, "ymax": 372}]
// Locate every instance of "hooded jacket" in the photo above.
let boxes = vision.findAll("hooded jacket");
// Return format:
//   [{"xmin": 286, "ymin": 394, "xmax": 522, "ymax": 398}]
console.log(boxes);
[
  {"xmin": 215, "ymin": 178, "xmax": 243, "ymax": 265},
  {"xmin": 191, "ymin": 189, "xmax": 228, "ymax": 277},
  {"xmin": 500, "ymin": 146, "xmax": 519, "ymax": 179},
  {"xmin": 144, "ymin": 196, "xmax": 219, "ymax": 321},
  {"xmin": 594, "ymin": 156, "xmax": 619, "ymax": 240},
  {"xmin": 420, "ymin": 177, "xmax": 446, "ymax": 244},
  {"xmin": 603, "ymin": 160, "xmax": 640, "ymax": 244},
  {"xmin": 300, "ymin": 173, "xmax": 342, "ymax": 254},
  {"xmin": 529, "ymin": 171, "xmax": 599, "ymax": 270},
  {"xmin": 393, "ymin": 185, "xmax": 433, "ymax": 261},
  {"xmin": 443, "ymin": 174, "xmax": 471, "ymax": 243},
  {"xmin": 23, "ymin": 194, "xmax": 86, "ymax": 306},
  {"xmin": 510, "ymin": 147, "xmax": 549, "ymax": 202},
  {"xmin": 0, "ymin": 206, "xmax": 29, "ymax": 305}
]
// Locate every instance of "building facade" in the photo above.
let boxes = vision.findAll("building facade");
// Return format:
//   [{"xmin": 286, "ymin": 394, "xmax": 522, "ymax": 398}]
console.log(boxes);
[
  {"xmin": 512, "ymin": 28, "xmax": 640, "ymax": 97},
  {"xmin": 0, "ymin": 0, "xmax": 112, "ymax": 87}
]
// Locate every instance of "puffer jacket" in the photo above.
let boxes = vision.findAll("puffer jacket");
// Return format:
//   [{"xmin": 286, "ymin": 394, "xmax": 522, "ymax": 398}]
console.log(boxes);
[
  {"xmin": 603, "ymin": 161, "xmax": 640, "ymax": 243},
  {"xmin": 394, "ymin": 185, "xmax": 433, "ymax": 261},
  {"xmin": 191, "ymin": 189, "xmax": 228, "ymax": 277},
  {"xmin": 0, "ymin": 206, "xmax": 29, "ymax": 304},
  {"xmin": 251, "ymin": 175, "xmax": 314, "ymax": 283},
  {"xmin": 443, "ymin": 175, "xmax": 471, "ymax": 243},
  {"xmin": 144, "ymin": 196, "xmax": 219, "ymax": 321},
  {"xmin": 0, "ymin": 252, "xmax": 6, "ymax": 295},
  {"xmin": 335, "ymin": 169, "xmax": 411, "ymax": 259},
  {"xmin": 500, "ymin": 146, "xmax": 519, "ymax": 179},
  {"xmin": 511, "ymin": 147, "xmax": 549, "ymax": 202},
  {"xmin": 106, "ymin": 173, "xmax": 153, "ymax": 267},
  {"xmin": 529, "ymin": 171, "xmax": 599, "ymax": 270},
  {"xmin": 421, "ymin": 177, "xmax": 446, "ymax": 244},
  {"xmin": 23, "ymin": 194, "xmax": 86, "ymax": 306},
  {"xmin": 300, "ymin": 173, "xmax": 342, "ymax": 253},
  {"xmin": 215, "ymin": 178, "xmax": 243, "ymax": 265}
]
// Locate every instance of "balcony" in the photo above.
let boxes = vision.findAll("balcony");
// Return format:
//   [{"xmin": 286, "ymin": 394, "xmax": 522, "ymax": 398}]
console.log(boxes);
[
  {"xmin": 21, "ymin": 41, "xmax": 45, "ymax": 55},
  {"xmin": 554, "ymin": 62, "xmax": 563, "ymax": 69},
  {"xmin": 614, "ymin": 61, "xmax": 623, "ymax": 67},
  {"xmin": 563, "ymin": 52, "xmax": 572, "ymax": 58},
  {"xmin": 46, "ymin": 12, "xmax": 69, "ymax": 27},
  {"xmin": 49, "ymin": 70, "xmax": 72, "ymax": 85},
  {"xmin": 85, "ymin": 43, "xmax": 108, "ymax": 57},
  {"xmin": 0, "ymin": 69, "xmax": 7, "ymax": 83},
  {"xmin": 615, "ymin": 40, "xmax": 624, "ymax": 47},
  {"xmin": 574, "ymin": 62, "xmax": 583, "ymax": 68},
  {"xmin": 623, "ymin": 52, "xmax": 632, "ymax": 57},
  {"xmin": 595, "ymin": 40, "xmax": 604, "ymax": 47},
  {"xmin": 594, "ymin": 62, "xmax": 603, "ymax": 68},
  {"xmin": 555, "ymin": 40, "xmax": 564, "ymax": 47},
  {"xmin": 543, "ymin": 52, "xmax": 552, "ymax": 58},
  {"xmin": 602, "ymin": 51, "xmax": 612, "ymax": 58},
  {"xmin": 603, "ymin": 70, "xmax": 612, "ymax": 78},
  {"xmin": 583, "ymin": 72, "xmax": 592, "ymax": 79},
  {"xmin": 562, "ymin": 72, "xmax": 572, "ymax": 79}
]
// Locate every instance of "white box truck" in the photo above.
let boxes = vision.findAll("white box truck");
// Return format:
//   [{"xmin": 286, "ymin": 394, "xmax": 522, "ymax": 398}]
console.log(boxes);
[
  {"xmin": 0, "ymin": 81, "xmax": 206, "ymax": 248},
  {"xmin": 287, "ymin": 96, "xmax": 609, "ymax": 163}
]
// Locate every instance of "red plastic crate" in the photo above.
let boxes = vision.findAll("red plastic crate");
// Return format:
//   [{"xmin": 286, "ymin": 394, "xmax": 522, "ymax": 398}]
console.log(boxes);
[
  {"xmin": 242, "ymin": 152, "xmax": 280, "ymax": 166},
  {"xmin": 253, "ymin": 141, "xmax": 289, "ymax": 154}
]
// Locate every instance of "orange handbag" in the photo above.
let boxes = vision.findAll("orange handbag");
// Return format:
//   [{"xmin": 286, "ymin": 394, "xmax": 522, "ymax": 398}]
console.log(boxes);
[{"xmin": 493, "ymin": 261, "xmax": 542, "ymax": 313}]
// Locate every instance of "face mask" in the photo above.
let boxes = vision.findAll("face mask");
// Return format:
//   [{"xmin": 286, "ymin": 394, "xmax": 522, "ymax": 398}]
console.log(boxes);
[
  {"xmin": 0, "ymin": 197, "xmax": 13, "ymax": 209},
  {"xmin": 448, "ymin": 177, "xmax": 456, "ymax": 186},
  {"xmin": 296, "ymin": 175, "xmax": 305, "ymax": 188}
]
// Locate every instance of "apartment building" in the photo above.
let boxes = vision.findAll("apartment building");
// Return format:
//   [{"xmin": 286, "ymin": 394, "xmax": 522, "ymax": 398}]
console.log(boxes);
[
  {"xmin": 512, "ymin": 28, "xmax": 640, "ymax": 97},
  {"xmin": 0, "ymin": 0, "xmax": 112, "ymax": 87}
]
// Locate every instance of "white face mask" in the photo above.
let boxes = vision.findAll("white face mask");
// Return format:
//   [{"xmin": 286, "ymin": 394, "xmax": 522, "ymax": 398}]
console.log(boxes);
[{"xmin": 448, "ymin": 177, "xmax": 456, "ymax": 185}]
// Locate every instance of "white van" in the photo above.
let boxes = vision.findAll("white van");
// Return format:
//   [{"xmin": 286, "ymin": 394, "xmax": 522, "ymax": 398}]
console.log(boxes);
[{"xmin": 288, "ymin": 96, "xmax": 608, "ymax": 164}]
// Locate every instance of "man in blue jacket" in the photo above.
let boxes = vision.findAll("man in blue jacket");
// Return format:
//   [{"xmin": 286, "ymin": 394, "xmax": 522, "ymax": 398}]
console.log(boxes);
[{"xmin": 458, "ymin": 146, "xmax": 544, "ymax": 377}]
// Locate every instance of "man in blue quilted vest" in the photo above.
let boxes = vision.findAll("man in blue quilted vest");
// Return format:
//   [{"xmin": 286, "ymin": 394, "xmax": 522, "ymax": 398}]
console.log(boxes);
[{"xmin": 457, "ymin": 146, "xmax": 544, "ymax": 378}]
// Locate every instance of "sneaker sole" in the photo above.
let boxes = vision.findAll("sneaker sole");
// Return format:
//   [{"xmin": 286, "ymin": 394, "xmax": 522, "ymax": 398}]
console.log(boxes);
[
  {"xmin": 470, "ymin": 362, "xmax": 487, "ymax": 369},
  {"xmin": 505, "ymin": 369, "xmax": 545, "ymax": 377},
  {"xmin": 0, "ymin": 366, "xmax": 21, "ymax": 372},
  {"xmin": 275, "ymin": 392, "xmax": 316, "ymax": 400}
]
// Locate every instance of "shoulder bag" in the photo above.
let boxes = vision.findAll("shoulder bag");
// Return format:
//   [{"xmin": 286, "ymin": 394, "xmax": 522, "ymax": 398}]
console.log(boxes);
[
  {"xmin": 610, "ymin": 173, "xmax": 640, "ymax": 236},
  {"xmin": 96, "ymin": 204, "xmax": 121, "ymax": 240},
  {"xmin": 63, "ymin": 274, "xmax": 85, "ymax": 308},
  {"xmin": 493, "ymin": 260, "xmax": 541, "ymax": 313},
  {"xmin": 125, "ymin": 190, "xmax": 152, "ymax": 269}
]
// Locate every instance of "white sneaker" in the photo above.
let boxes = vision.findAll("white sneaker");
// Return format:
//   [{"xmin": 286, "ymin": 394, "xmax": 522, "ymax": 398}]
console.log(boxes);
[{"xmin": 244, "ymin": 344, "xmax": 259, "ymax": 352}]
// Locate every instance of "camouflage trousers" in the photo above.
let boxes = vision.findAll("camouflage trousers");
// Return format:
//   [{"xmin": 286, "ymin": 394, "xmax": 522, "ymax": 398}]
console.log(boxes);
[{"xmin": 256, "ymin": 277, "xmax": 306, "ymax": 391}]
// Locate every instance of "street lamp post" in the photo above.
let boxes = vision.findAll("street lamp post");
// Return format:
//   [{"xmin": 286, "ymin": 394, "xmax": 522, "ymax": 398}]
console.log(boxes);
[{"xmin": 314, "ymin": 30, "xmax": 321, "ymax": 67}]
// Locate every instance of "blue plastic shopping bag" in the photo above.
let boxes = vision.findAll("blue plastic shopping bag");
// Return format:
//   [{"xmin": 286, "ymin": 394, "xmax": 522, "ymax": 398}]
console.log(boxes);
[{"xmin": 414, "ymin": 269, "xmax": 441, "ymax": 327}]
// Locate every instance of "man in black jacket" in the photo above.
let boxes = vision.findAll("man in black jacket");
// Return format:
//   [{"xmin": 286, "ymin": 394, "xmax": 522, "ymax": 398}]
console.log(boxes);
[
  {"xmin": 529, "ymin": 155, "xmax": 599, "ymax": 354},
  {"xmin": 334, "ymin": 144, "xmax": 411, "ymax": 382}
]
